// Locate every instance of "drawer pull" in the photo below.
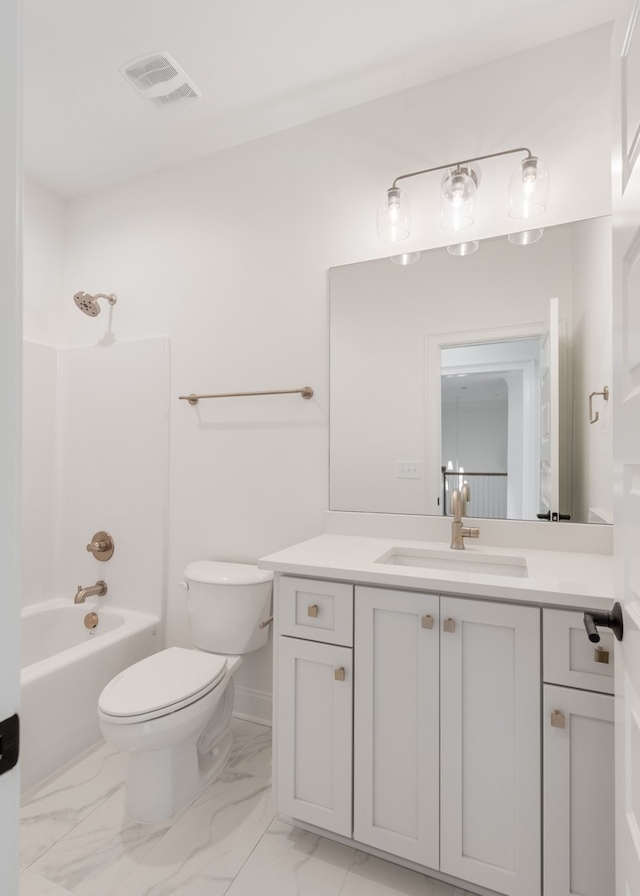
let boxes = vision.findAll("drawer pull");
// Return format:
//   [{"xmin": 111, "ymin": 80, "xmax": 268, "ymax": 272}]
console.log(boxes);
[
  {"xmin": 307, "ymin": 604, "xmax": 319, "ymax": 618},
  {"xmin": 334, "ymin": 666, "xmax": 346, "ymax": 681},
  {"xmin": 421, "ymin": 614, "xmax": 434, "ymax": 630},
  {"xmin": 551, "ymin": 710, "xmax": 566, "ymax": 729},
  {"xmin": 594, "ymin": 646, "xmax": 610, "ymax": 664},
  {"xmin": 443, "ymin": 618, "xmax": 456, "ymax": 633}
]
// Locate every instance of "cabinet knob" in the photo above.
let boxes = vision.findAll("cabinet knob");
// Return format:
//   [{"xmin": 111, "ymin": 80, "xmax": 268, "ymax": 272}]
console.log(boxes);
[
  {"xmin": 421, "ymin": 614, "xmax": 434, "ymax": 630},
  {"xmin": 594, "ymin": 646, "xmax": 610, "ymax": 664},
  {"xmin": 307, "ymin": 604, "xmax": 319, "ymax": 618},
  {"xmin": 334, "ymin": 666, "xmax": 346, "ymax": 681},
  {"xmin": 443, "ymin": 618, "xmax": 456, "ymax": 633},
  {"xmin": 550, "ymin": 709, "xmax": 566, "ymax": 729}
]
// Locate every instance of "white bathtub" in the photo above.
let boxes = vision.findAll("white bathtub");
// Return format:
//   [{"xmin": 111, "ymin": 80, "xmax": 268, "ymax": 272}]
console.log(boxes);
[{"xmin": 20, "ymin": 599, "xmax": 160, "ymax": 792}]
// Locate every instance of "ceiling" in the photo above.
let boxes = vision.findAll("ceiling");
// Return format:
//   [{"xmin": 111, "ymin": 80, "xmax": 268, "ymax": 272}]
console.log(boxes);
[{"xmin": 24, "ymin": 0, "xmax": 616, "ymax": 199}]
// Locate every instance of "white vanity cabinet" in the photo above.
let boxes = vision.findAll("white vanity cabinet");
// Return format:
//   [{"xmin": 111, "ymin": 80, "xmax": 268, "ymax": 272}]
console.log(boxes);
[
  {"xmin": 542, "ymin": 609, "xmax": 615, "ymax": 896},
  {"xmin": 354, "ymin": 587, "xmax": 541, "ymax": 896},
  {"xmin": 276, "ymin": 576, "xmax": 354, "ymax": 837},
  {"xmin": 270, "ymin": 562, "xmax": 615, "ymax": 896}
]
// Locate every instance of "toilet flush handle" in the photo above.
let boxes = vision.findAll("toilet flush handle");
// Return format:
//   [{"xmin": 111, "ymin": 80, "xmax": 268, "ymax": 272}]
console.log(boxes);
[{"xmin": 178, "ymin": 581, "xmax": 189, "ymax": 591}]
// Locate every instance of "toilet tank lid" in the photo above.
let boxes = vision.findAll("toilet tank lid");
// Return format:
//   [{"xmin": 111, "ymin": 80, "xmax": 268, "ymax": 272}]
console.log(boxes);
[{"xmin": 185, "ymin": 560, "xmax": 274, "ymax": 585}]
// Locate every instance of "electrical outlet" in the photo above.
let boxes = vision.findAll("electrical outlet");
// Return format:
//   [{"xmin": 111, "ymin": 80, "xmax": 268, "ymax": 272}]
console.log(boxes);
[{"xmin": 396, "ymin": 461, "xmax": 422, "ymax": 479}]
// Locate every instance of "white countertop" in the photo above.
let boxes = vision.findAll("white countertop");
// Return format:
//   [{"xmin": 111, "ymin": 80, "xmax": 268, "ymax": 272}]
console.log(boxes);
[{"xmin": 259, "ymin": 534, "xmax": 615, "ymax": 611}]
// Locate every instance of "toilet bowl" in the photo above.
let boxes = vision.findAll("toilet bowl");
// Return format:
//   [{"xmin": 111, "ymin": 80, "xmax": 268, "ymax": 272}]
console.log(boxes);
[{"xmin": 98, "ymin": 561, "xmax": 273, "ymax": 822}]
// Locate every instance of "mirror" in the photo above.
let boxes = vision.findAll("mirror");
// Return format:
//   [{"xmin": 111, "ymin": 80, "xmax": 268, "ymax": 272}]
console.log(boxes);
[{"xmin": 329, "ymin": 217, "xmax": 612, "ymax": 523}]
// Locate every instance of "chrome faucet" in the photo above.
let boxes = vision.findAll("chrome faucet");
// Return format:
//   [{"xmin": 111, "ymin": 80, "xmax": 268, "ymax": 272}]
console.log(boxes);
[
  {"xmin": 450, "ymin": 486, "xmax": 480, "ymax": 550},
  {"xmin": 74, "ymin": 580, "xmax": 107, "ymax": 604}
]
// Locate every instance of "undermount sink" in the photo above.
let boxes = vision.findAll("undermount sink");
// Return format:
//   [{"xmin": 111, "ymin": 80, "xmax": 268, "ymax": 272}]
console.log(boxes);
[{"xmin": 375, "ymin": 547, "xmax": 529, "ymax": 578}]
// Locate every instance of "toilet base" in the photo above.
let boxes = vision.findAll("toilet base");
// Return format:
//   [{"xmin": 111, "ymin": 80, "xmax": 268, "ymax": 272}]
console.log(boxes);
[
  {"xmin": 124, "ymin": 725, "xmax": 233, "ymax": 823},
  {"xmin": 122, "ymin": 673, "xmax": 238, "ymax": 823}
]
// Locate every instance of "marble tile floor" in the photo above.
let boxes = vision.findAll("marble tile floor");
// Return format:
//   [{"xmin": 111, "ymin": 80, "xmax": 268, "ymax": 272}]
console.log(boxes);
[{"xmin": 20, "ymin": 719, "xmax": 473, "ymax": 896}]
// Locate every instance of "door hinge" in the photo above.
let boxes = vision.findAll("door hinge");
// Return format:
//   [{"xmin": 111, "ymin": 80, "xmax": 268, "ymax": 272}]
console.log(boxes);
[{"xmin": 0, "ymin": 714, "xmax": 19, "ymax": 775}]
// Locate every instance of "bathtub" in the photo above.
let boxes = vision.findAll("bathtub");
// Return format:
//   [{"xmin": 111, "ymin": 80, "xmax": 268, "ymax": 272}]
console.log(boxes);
[{"xmin": 20, "ymin": 599, "xmax": 160, "ymax": 792}]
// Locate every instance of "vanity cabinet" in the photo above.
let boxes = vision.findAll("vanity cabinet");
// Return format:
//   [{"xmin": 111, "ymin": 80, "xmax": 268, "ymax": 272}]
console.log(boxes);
[
  {"xmin": 276, "ymin": 577, "xmax": 354, "ymax": 837},
  {"xmin": 542, "ymin": 609, "xmax": 615, "ymax": 896},
  {"xmin": 354, "ymin": 587, "xmax": 540, "ymax": 896},
  {"xmin": 273, "ymin": 572, "xmax": 614, "ymax": 896}
]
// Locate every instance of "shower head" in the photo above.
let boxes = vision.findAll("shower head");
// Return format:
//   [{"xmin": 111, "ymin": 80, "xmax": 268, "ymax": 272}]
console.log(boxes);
[{"xmin": 73, "ymin": 292, "xmax": 117, "ymax": 317}]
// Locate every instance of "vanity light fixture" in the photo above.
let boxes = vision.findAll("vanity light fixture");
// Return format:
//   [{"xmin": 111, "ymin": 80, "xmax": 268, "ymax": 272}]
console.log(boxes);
[{"xmin": 377, "ymin": 147, "xmax": 549, "ymax": 241}]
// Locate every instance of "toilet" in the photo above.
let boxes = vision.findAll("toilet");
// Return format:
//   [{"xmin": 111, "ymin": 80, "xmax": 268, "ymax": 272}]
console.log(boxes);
[{"xmin": 97, "ymin": 560, "xmax": 273, "ymax": 823}]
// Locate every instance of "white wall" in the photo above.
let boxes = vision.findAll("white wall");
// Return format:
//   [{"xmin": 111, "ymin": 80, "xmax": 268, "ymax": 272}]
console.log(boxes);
[
  {"xmin": 442, "ymin": 401, "xmax": 509, "ymax": 473},
  {"xmin": 23, "ymin": 26, "xmax": 613, "ymax": 720},
  {"xmin": 23, "ymin": 179, "xmax": 66, "ymax": 346},
  {"xmin": 571, "ymin": 216, "xmax": 613, "ymax": 522}
]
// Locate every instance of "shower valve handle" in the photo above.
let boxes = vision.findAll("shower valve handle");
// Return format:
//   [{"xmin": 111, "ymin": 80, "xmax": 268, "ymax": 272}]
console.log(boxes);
[{"xmin": 86, "ymin": 531, "xmax": 115, "ymax": 561}]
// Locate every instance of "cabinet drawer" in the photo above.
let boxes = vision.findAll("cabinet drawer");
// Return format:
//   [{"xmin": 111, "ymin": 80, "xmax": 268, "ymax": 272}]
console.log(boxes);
[
  {"xmin": 543, "ymin": 608, "xmax": 614, "ymax": 694},
  {"xmin": 279, "ymin": 576, "xmax": 353, "ymax": 646}
]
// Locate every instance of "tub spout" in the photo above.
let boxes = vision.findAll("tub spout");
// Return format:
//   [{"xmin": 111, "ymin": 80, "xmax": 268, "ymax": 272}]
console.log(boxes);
[{"xmin": 74, "ymin": 580, "xmax": 107, "ymax": 604}]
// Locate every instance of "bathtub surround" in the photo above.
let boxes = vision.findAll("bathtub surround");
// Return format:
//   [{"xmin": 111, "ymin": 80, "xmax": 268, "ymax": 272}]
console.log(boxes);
[{"xmin": 22, "ymin": 336, "xmax": 169, "ymax": 618}]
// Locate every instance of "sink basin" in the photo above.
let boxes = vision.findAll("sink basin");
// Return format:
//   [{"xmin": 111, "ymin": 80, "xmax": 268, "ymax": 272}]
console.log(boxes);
[{"xmin": 375, "ymin": 547, "xmax": 528, "ymax": 578}]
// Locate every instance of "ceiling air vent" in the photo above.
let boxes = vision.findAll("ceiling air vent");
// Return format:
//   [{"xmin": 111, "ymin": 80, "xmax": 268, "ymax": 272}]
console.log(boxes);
[{"xmin": 120, "ymin": 52, "xmax": 201, "ymax": 109}]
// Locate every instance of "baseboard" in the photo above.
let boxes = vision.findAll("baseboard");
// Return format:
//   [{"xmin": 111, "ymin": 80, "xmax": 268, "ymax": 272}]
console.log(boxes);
[{"xmin": 233, "ymin": 684, "xmax": 272, "ymax": 727}]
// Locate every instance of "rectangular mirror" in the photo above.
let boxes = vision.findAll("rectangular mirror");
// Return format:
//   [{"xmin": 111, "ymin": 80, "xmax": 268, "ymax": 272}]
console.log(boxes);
[{"xmin": 329, "ymin": 217, "xmax": 612, "ymax": 524}]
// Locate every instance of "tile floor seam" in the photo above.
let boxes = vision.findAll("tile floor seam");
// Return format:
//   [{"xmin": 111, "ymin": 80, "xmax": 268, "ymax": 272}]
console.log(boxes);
[
  {"xmin": 21, "ymin": 795, "xmax": 121, "ymax": 871},
  {"xmin": 215, "ymin": 805, "xmax": 280, "ymax": 896}
]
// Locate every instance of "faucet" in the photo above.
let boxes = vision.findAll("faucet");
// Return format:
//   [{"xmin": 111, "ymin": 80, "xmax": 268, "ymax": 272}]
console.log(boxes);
[
  {"xmin": 74, "ymin": 580, "xmax": 107, "ymax": 604},
  {"xmin": 450, "ymin": 486, "xmax": 480, "ymax": 550}
]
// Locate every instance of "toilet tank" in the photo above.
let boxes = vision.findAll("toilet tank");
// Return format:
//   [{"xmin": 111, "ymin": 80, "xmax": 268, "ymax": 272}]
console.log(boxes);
[{"xmin": 184, "ymin": 561, "xmax": 273, "ymax": 655}]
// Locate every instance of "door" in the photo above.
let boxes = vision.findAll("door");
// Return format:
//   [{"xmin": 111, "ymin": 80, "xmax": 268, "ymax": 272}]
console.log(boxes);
[
  {"xmin": 612, "ymin": 2, "xmax": 640, "ymax": 893},
  {"xmin": 0, "ymin": 0, "xmax": 23, "ymax": 890},
  {"xmin": 277, "ymin": 636, "xmax": 353, "ymax": 837},
  {"xmin": 543, "ymin": 685, "xmax": 615, "ymax": 896},
  {"xmin": 539, "ymin": 296, "xmax": 560, "ymax": 518},
  {"xmin": 353, "ymin": 587, "xmax": 439, "ymax": 868},
  {"xmin": 439, "ymin": 597, "xmax": 540, "ymax": 896}
]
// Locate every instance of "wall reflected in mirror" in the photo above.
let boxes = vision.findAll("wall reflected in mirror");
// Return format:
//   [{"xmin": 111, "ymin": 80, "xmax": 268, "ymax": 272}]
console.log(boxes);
[{"xmin": 329, "ymin": 217, "xmax": 612, "ymax": 524}]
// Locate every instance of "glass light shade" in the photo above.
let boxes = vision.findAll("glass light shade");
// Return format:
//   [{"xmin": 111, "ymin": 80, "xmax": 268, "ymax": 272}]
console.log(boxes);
[
  {"xmin": 508, "ymin": 155, "xmax": 549, "ymax": 219},
  {"xmin": 390, "ymin": 252, "xmax": 421, "ymax": 265},
  {"xmin": 507, "ymin": 228, "xmax": 544, "ymax": 245},
  {"xmin": 440, "ymin": 167, "xmax": 477, "ymax": 231},
  {"xmin": 377, "ymin": 187, "xmax": 410, "ymax": 241},
  {"xmin": 446, "ymin": 240, "xmax": 479, "ymax": 256}
]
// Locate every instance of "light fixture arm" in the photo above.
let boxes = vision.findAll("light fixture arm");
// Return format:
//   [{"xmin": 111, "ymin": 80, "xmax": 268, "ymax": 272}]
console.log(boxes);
[{"xmin": 390, "ymin": 146, "xmax": 534, "ymax": 190}]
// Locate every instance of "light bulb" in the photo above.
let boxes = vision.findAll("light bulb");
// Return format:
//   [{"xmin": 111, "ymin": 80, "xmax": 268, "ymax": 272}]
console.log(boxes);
[
  {"xmin": 377, "ymin": 187, "xmax": 410, "ymax": 241},
  {"xmin": 508, "ymin": 155, "xmax": 549, "ymax": 219},
  {"xmin": 441, "ymin": 165, "xmax": 478, "ymax": 232}
]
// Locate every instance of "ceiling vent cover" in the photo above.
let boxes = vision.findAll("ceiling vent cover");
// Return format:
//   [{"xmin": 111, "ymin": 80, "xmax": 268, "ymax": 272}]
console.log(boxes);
[{"xmin": 120, "ymin": 52, "xmax": 201, "ymax": 109}]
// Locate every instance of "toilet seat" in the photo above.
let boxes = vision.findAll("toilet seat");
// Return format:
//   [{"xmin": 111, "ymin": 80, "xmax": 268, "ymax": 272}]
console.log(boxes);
[{"xmin": 98, "ymin": 647, "xmax": 228, "ymax": 724}]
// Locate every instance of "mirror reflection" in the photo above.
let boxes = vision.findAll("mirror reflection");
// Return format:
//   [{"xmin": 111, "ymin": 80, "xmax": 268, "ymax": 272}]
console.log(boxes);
[{"xmin": 329, "ymin": 217, "xmax": 612, "ymax": 524}]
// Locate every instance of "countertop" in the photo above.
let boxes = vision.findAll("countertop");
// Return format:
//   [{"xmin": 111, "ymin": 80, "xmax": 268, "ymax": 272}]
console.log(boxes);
[{"xmin": 259, "ymin": 534, "xmax": 614, "ymax": 611}]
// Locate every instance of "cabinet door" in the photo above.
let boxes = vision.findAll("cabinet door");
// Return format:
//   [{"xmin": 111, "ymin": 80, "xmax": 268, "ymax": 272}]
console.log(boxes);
[
  {"xmin": 543, "ymin": 685, "xmax": 615, "ymax": 896},
  {"xmin": 440, "ymin": 597, "xmax": 541, "ymax": 896},
  {"xmin": 354, "ymin": 586, "xmax": 440, "ymax": 868},
  {"xmin": 277, "ymin": 636, "xmax": 353, "ymax": 837}
]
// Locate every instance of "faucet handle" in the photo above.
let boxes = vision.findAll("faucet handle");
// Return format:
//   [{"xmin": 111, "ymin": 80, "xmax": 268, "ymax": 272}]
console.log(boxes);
[
  {"xmin": 86, "ymin": 531, "xmax": 115, "ymax": 561},
  {"xmin": 460, "ymin": 526, "xmax": 480, "ymax": 539}
]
